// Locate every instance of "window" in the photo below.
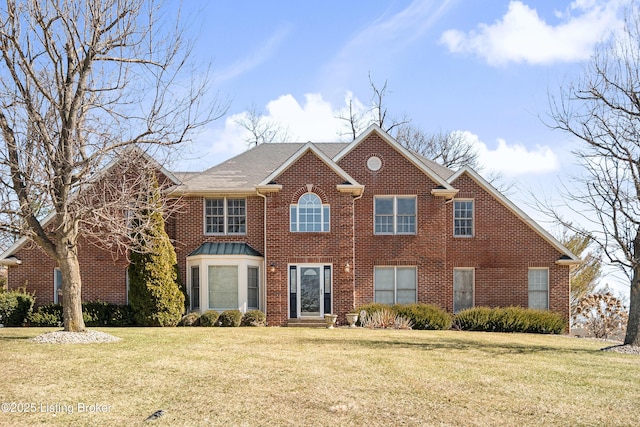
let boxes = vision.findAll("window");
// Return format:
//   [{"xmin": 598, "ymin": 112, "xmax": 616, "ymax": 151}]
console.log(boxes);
[
  {"xmin": 453, "ymin": 268, "xmax": 474, "ymax": 313},
  {"xmin": 528, "ymin": 268, "xmax": 549, "ymax": 309},
  {"xmin": 191, "ymin": 266, "xmax": 200, "ymax": 310},
  {"xmin": 374, "ymin": 196, "xmax": 416, "ymax": 234},
  {"xmin": 204, "ymin": 198, "xmax": 246, "ymax": 235},
  {"xmin": 54, "ymin": 268, "xmax": 63, "ymax": 305},
  {"xmin": 208, "ymin": 266, "xmax": 238, "ymax": 310},
  {"xmin": 374, "ymin": 267, "xmax": 416, "ymax": 304},
  {"xmin": 248, "ymin": 266, "xmax": 259, "ymax": 310},
  {"xmin": 290, "ymin": 193, "xmax": 330, "ymax": 232},
  {"xmin": 454, "ymin": 200, "xmax": 474, "ymax": 237}
]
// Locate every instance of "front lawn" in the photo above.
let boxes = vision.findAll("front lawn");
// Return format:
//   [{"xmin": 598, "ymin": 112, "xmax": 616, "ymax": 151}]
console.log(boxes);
[{"xmin": 0, "ymin": 327, "xmax": 638, "ymax": 426}]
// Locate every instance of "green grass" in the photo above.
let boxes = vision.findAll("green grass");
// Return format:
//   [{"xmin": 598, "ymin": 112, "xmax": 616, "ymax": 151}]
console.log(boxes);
[{"xmin": 0, "ymin": 328, "xmax": 638, "ymax": 426}]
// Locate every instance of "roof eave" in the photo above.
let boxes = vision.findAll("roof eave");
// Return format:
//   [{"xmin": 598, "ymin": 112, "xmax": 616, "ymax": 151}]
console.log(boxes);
[
  {"xmin": 336, "ymin": 184, "xmax": 365, "ymax": 196},
  {"xmin": 431, "ymin": 188, "xmax": 459, "ymax": 199},
  {"xmin": 256, "ymin": 184, "xmax": 283, "ymax": 194}
]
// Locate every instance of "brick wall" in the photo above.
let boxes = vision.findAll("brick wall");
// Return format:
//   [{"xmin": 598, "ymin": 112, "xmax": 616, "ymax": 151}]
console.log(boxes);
[
  {"xmin": 446, "ymin": 174, "xmax": 570, "ymax": 321},
  {"xmin": 263, "ymin": 150, "xmax": 355, "ymax": 326},
  {"xmin": 6, "ymin": 131, "xmax": 572, "ymax": 326},
  {"xmin": 338, "ymin": 133, "xmax": 449, "ymax": 309},
  {"xmin": 9, "ymin": 238, "xmax": 128, "ymax": 307}
]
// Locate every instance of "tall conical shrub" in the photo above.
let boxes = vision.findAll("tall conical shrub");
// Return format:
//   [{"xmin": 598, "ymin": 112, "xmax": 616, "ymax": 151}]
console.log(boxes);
[{"xmin": 128, "ymin": 175, "xmax": 184, "ymax": 326}]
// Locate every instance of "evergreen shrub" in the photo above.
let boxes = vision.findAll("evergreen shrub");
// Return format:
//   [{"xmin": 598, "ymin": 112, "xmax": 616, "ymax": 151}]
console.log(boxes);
[
  {"xmin": 200, "ymin": 310, "xmax": 220, "ymax": 327},
  {"xmin": 240, "ymin": 310, "xmax": 266, "ymax": 326},
  {"xmin": 393, "ymin": 303, "xmax": 452, "ymax": 330},
  {"xmin": 0, "ymin": 289, "xmax": 35, "ymax": 326},
  {"xmin": 218, "ymin": 310, "xmax": 242, "ymax": 327},
  {"xmin": 454, "ymin": 307, "xmax": 565, "ymax": 334},
  {"xmin": 177, "ymin": 312, "xmax": 201, "ymax": 327}
]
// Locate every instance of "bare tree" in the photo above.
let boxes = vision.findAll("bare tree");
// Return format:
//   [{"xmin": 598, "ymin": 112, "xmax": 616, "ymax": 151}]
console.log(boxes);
[
  {"xmin": 548, "ymin": 7, "xmax": 640, "ymax": 346},
  {"xmin": 395, "ymin": 125, "xmax": 480, "ymax": 170},
  {"xmin": 0, "ymin": 0, "xmax": 224, "ymax": 332},
  {"xmin": 235, "ymin": 104, "xmax": 290, "ymax": 147},
  {"xmin": 337, "ymin": 73, "xmax": 409, "ymax": 140}
]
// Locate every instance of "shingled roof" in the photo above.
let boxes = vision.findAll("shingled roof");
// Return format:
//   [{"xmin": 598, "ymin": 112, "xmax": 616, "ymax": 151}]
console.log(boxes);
[{"xmin": 169, "ymin": 139, "xmax": 455, "ymax": 195}]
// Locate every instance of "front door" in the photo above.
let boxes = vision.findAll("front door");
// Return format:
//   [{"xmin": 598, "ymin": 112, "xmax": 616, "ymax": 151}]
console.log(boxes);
[
  {"xmin": 289, "ymin": 264, "xmax": 332, "ymax": 318},
  {"xmin": 300, "ymin": 267, "xmax": 321, "ymax": 317}
]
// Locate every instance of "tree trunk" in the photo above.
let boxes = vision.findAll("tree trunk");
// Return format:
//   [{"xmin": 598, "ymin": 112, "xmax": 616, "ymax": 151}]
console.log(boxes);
[
  {"xmin": 625, "ymin": 269, "xmax": 640, "ymax": 346},
  {"xmin": 57, "ymin": 244, "xmax": 85, "ymax": 332}
]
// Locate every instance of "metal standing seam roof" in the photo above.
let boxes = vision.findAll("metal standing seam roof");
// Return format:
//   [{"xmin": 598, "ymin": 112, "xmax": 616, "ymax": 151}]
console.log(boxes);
[{"xmin": 187, "ymin": 242, "xmax": 263, "ymax": 257}]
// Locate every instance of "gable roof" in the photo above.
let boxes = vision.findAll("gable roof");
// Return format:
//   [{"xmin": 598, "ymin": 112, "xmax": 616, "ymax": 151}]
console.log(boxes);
[
  {"xmin": 169, "ymin": 142, "xmax": 348, "ymax": 195},
  {"xmin": 334, "ymin": 125, "xmax": 457, "ymax": 191},
  {"xmin": 0, "ymin": 147, "xmax": 179, "ymax": 261},
  {"xmin": 257, "ymin": 142, "xmax": 364, "ymax": 195},
  {"xmin": 447, "ymin": 166, "xmax": 580, "ymax": 264}
]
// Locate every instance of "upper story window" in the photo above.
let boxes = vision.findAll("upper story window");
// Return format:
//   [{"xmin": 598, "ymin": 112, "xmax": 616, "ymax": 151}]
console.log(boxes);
[
  {"xmin": 374, "ymin": 196, "xmax": 416, "ymax": 235},
  {"xmin": 454, "ymin": 200, "xmax": 474, "ymax": 237},
  {"xmin": 290, "ymin": 193, "xmax": 330, "ymax": 232},
  {"xmin": 204, "ymin": 198, "xmax": 246, "ymax": 235}
]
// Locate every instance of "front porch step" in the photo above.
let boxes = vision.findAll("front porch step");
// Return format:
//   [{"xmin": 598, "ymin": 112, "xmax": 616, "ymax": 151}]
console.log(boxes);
[{"xmin": 287, "ymin": 318, "xmax": 327, "ymax": 328}]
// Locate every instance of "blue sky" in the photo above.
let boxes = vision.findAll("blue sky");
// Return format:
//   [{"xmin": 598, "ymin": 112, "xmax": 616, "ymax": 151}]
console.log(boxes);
[
  {"xmin": 173, "ymin": 0, "xmax": 629, "ymax": 290},
  {"xmin": 176, "ymin": 0, "xmax": 623, "ymax": 175}
]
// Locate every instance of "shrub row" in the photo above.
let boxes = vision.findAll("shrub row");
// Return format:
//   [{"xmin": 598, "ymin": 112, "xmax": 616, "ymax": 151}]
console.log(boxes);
[
  {"xmin": 0, "ymin": 289, "xmax": 35, "ymax": 326},
  {"xmin": 27, "ymin": 302, "xmax": 136, "ymax": 327},
  {"xmin": 453, "ymin": 306, "xmax": 566, "ymax": 334},
  {"xmin": 356, "ymin": 303, "xmax": 452, "ymax": 330},
  {"xmin": 355, "ymin": 303, "xmax": 565, "ymax": 334},
  {"xmin": 177, "ymin": 309, "xmax": 266, "ymax": 327}
]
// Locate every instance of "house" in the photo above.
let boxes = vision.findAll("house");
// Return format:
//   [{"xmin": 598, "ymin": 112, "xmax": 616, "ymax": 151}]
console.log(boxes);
[{"xmin": 0, "ymin": 125, "xmax": 579, "ymax": 326}]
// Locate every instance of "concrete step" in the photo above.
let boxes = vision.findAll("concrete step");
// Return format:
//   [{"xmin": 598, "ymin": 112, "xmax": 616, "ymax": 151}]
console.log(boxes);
[{"xmin": 287, "ymin": 318, "xmax": 327, "ymax": 328}]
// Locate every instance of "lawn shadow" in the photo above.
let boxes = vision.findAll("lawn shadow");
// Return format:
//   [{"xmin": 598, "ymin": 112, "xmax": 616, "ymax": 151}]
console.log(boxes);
[{"xmin": 308, "ymin": 332, "xmax": 601, "ymax": 356}]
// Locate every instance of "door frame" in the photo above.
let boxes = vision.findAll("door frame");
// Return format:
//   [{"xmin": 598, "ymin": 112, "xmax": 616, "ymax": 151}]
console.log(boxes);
[{"xmin": 288, "ymin": 263, "xmax": 333, "ymax": 319}]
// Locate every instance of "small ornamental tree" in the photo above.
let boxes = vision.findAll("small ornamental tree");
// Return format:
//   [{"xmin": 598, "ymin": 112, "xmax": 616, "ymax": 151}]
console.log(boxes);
[
  {"xmin": 128, "ymin": 175, "xmax": 184, "ymax": 327},
  {"xmin": 573, "ymin": 291, "xmax": 629, "ymax": 340}
]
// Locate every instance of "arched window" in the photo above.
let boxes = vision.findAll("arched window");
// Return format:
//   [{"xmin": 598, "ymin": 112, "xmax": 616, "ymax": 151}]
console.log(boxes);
[{"xmin": 290, "ymin": 193, "xmax": 330, "ymax": 232}]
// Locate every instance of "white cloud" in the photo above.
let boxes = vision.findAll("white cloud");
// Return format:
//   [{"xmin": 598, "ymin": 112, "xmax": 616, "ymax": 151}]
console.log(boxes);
[
  {"xmin": 185, "ymin": 93, "xmax": 362, "ymax": 170},
  {"xmin": 458, "ymin": 130, "xmax": 559, "ymax": 176},
  {"xmin": 439, "ymin": 0, "xmax": 623, "ymax": 66}
]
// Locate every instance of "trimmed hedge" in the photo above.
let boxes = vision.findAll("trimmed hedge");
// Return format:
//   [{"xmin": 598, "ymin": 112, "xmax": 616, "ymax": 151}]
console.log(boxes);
[
  {"xmin": 241, "ymin": 310, "xmax": 266, "ymax": 327},
  {"xmin": 355, "ymin": 303, "xmax": 452, "ymax": 330},
  {"xmin": 393, "ymin": 303, "xmax": 452, "ymax": 330},
  {"xmin": 26, "ymin": 302, "xmax": 136, "ymax": 327},
  {"xmin": 453, "ymin": 306, "xmax": 565, "ymax": 334},
  {"xmin": 218, "ymin": 310, "xmax": 242, "ymax": 327},
  {"xmin": 177, "ymin": 312, "xmax": 201, "ymax": 327},
  {"xmin": 0, "ymin": 289, "xmax": 35, "ymax": 326},
  {"xmin": 199, "ymin": 310, "xmax": 220, "ymax": 327}
]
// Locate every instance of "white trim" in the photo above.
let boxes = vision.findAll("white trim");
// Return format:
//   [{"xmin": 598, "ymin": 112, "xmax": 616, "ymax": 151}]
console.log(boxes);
[
  {"xmin": 186, "ymin": 254, "xmax": 263, "ymax": 313},
  {"xmin": 54, "ymin": 267, "xmax": 63, "ymax": 304},
  {"xmin": 373, "ymin": 195, "xmax": 417, "ymax": 235},
  {"xmin": 448, "ymin": 167, "xmax": 580, "ymax": 263},
  {"xmin": 203, "ymin": 197, "xmax": 247, "ymax": 236},
  {"xmin": 373, "ymin": 266, "xmax": 417, "ymax": 304},
  {"xmin": 528, "ymin": 267, "xmax": 550, "ymax": 310},
  {"xmin": 453, "ymin": 199, "xmax": 475, "ymax": 238},
  {"xmin": 453, "ymin": 267, "xmax": 475, "ymax": 313},
  {"xmin": 258, "ymin": 142, "xmax": 363, "ymax": 194},
  {"xmin": 288, "ymin": 263, "xmax": 333, "ymax": 319},
  {"xmin": 333, "ymin": 125, "xmax": 456, "ymax": 191}
]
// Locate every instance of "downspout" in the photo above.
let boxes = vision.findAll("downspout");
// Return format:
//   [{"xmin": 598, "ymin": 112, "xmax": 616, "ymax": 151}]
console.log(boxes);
[
  {"xmin": 257, "ymin": 191, "xmax": 268, "ymax": 319},
  {"xmin": 351, "ymin": 192, "xmax": 364, "ymax": 311}
]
